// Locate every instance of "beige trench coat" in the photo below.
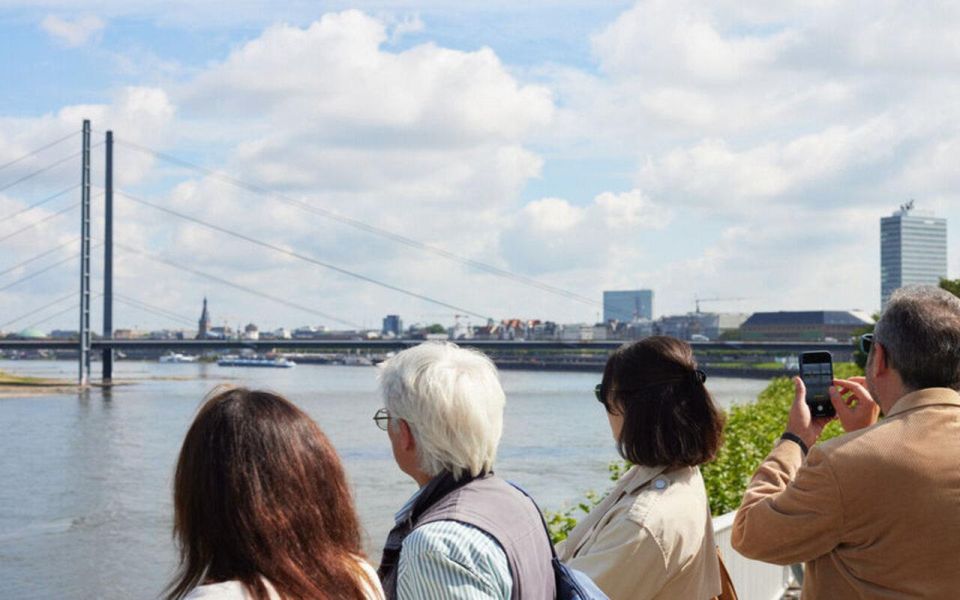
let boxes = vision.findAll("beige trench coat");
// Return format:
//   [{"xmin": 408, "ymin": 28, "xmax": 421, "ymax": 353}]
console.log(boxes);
[{"xmin": 556, "ymin": 464, "xmax": 722, "ymax": 600}]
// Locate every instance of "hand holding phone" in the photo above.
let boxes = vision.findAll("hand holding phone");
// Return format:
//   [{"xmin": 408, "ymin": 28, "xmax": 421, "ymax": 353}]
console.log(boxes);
[
  {"xmin": 787, "ymin": 376, "xmax": 834, "ymax": 449},
  {"xmin": 800, "ymin": 351, "xmax": 836, "ymax": 418},
  {"xmin": 830, "ymin": 377, "xmax": 881, "ymax": 432}
]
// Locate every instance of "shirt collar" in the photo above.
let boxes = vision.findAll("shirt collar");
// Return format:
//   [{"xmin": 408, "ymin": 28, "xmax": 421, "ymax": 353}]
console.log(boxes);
[
  {"xmin": 887, "ymin": 387, "xmax": 960, "ymax": 418},
  {"xmin": 394, "ymin": 485, "xmax": 426, "ymax": 524}
]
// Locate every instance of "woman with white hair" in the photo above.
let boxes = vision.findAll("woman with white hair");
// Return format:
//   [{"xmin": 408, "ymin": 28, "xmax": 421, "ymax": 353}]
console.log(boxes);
[{"xmin": 374, "ymin": 342, "xmax": 556, "ymax": 600}]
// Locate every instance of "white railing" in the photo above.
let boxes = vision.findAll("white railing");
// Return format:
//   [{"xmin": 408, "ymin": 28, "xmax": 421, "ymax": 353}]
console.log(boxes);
[{"xmin": 712, "ymin": 511, "xmax": 795, "ymax": 600}]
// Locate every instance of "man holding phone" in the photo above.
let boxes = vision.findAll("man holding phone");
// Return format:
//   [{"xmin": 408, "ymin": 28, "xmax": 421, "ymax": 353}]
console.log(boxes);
[{"xmin": 731, "ymin": 285, "xmax": 960, "ymax": 599}]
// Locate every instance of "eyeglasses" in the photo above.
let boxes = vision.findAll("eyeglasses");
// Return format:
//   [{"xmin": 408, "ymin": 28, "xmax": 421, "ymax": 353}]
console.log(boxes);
[
  {"xmin": 373, "ymin": 408, "xmax": 391, "ymax": 431},
  {"xmin": 860, "ymin": 333, "xmax": 874, "ymax": 354}
]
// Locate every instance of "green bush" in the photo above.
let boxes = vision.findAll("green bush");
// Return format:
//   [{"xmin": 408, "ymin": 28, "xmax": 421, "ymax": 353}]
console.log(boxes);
[{"xmin": 546, "ymin": 363, "xmax": 863, "ymax": 543}]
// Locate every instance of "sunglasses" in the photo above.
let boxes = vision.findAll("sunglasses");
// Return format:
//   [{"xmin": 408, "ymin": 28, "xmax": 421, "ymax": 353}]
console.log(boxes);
[
  {"xmin": 595, "ymin": 370, "xmax": 707, "ymax": 404},
  {"xmin": 859, "ymin": 333, "xmax": 874, "ymax": 354}
]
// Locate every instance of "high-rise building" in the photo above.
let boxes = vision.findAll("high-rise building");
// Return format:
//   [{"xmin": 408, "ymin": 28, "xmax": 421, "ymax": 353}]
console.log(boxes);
[
  {"xmin": 382, "ymin": 314, "xmax": 403, "ymax": 337},
  {"xmin": 603, "ymin": 290, "xmax": 654, "ymax": 323},
  {"xmin": 880, "ymin": 202, "xmax": 947, "ymax": 307},
  {"xmin": 196, "ymin": 297, "xmax": 211, "ymax": 340}
]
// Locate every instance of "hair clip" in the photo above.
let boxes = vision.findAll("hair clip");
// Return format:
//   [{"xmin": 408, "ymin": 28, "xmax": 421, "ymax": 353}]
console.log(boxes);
[{"xmin": 694, "ymin": 369, "xmax": 707, "ymax": 384}]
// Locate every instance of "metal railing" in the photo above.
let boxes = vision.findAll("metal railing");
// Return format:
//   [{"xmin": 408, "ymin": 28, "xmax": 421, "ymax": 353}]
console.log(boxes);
[{"xmin": 712, "ymin": 510, "xmax": 795, "ymax": 600}]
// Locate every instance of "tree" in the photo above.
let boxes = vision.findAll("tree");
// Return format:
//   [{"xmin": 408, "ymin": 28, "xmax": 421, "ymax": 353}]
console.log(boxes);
[
  {"xmin": 940, "ymin": 277, "xmax": 960, "ymax": 299},
  {"xmin": 425, "ymin": 323, "xmax": 446, "ymax": 335}
]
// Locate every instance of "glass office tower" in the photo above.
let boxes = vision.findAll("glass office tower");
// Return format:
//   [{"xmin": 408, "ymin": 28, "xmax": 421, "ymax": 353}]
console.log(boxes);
[
  {"xmin": 880, "ymin": 203, "xmax": 947, "ymax": 307},
  {"xmin": 603, "ymin": 289, "xmax": 654, "ymax": 322}
]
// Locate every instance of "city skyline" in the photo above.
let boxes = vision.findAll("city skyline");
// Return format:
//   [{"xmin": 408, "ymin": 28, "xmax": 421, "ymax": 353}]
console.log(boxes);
[{"xmin": 2, "ymin": 2, "xmax": 960, "ymax": 333}]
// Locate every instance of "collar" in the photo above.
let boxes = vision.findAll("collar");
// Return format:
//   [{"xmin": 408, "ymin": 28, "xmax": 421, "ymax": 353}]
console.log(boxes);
[
  {"xmin": 394, "ymin": 484, "xmax": 426, "ymax": 524},
  {"xmin": 887, "ymin": 387, "xmax": 960, "ymax": 418},
  {"xmin": 618, "ymin": 464, "xmax": 669, "ymax": 496},
  {"xmin": 561, "ymin": 463, "xmax": 668, "ymax": 559}
]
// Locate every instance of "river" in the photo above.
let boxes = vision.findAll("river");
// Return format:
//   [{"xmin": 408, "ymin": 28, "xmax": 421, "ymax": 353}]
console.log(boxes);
[{"xmin": 0, "ymin": 360, "xmax": 769, "ymax": 599}]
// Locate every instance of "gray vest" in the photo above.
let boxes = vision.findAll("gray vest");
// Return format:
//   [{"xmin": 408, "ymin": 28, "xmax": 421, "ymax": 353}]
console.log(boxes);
[{"xmin": 403, "ymin": 475, "xmax": 556, "ymax": 599}]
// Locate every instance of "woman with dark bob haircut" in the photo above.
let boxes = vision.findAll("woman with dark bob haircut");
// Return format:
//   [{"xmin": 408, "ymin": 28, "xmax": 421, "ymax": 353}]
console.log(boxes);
[
  {"xmin": 165, "ymin": 387, "xmax": 384, "ymax": 600},
  {"xmin": 557, "ymin": 337, "xmax": 726, "ymax": 600}
]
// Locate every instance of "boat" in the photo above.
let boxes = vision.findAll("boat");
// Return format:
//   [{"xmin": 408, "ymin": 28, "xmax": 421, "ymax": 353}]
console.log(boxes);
[
  {"xmin": 338, "ymin": 354, "xmax": 374, "ymax": 366},
  {"xmin": 159, "ymin": 352, "xmax": 198, "ymax": 363},
  {"xmin": 217, "ymin": 355, "xmax": 296, "ymax": 368}
]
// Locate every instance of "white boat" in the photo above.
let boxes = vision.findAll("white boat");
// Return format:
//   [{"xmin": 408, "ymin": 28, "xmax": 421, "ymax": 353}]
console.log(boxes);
[
  {"xmin": 217, "ymin": 355, "xmax": 296, "ymax": 368},
  {"xmin": 159, "ymin": 352, "xmax": 198, "ymax": 363}
]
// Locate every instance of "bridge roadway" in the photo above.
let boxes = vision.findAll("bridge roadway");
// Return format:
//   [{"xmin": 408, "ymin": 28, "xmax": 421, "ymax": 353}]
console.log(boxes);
[{"xmin": 0, "ymin": 338, "xmax": 853, "ymax": 353}]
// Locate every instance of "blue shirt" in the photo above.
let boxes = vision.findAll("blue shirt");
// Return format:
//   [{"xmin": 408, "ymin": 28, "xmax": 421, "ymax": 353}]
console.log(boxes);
[{"xmin": 395, "ymin": 486, "xmax": 513, "ymax": 599}]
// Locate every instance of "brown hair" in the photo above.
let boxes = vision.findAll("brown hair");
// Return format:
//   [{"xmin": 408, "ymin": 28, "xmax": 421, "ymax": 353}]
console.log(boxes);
[
  {"xmin": 600, "ymin": 336, "xmax": 724, "ymax": 467},
  {"xmin": 165, "ymin": 387, "xmax": 371, "ymax": 600}
]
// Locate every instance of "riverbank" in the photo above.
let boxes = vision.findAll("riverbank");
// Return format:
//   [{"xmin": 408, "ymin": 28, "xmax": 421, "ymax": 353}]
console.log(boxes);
[{"xmin": 0, "ymin": 370, "xmax": 82, "ymax": 396}]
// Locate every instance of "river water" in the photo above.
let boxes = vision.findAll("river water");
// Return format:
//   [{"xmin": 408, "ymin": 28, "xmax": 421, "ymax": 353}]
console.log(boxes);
[{"xmin": 0, "ymin": 360, "xmax": 769, "ymax": 600}]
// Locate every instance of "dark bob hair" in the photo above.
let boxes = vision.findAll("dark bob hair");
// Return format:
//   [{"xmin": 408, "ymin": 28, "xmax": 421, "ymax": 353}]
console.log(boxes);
[
  {"xmin": 165, "ymin": 387, "xmax": 371, "ymax": 600},
  {"xmin": 600, "ymin": 336, "xmax": 724, "ymax": 467}
]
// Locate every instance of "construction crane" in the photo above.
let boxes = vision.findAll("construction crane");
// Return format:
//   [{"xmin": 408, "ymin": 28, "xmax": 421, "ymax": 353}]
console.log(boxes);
[{"xmin": 694, "ymin": 296, "xmax": 748, "ymax": 314}]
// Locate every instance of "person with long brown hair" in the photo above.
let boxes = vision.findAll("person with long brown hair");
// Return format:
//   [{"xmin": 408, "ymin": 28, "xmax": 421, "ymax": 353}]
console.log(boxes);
[{"xmin": 165, "ymin": 387, "xmax": 384, "ymax": 600}]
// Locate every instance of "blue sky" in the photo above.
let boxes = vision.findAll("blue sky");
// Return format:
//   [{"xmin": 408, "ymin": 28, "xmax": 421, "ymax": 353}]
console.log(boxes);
[{"xmin": 1, "ymin": 1, "xmax": 959, "ymax": 333}]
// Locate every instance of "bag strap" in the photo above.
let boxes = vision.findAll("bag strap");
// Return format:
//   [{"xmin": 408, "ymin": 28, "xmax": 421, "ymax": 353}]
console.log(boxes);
[
  {"xmin": 712, "ymin": 547, "xmax": 739, "ymax": 600},
  {"xmin": 507, "ymin": 481, "xmax": 559, "ymax": 559}
]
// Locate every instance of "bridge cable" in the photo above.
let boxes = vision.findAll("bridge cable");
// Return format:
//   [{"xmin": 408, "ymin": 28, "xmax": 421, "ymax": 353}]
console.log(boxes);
[
  {"xmin": 0, "ymin": 202, "xmax": 79, "ymax": 245},
  {"xmin": 116, "ymin": 139, "xmax": 599, "ymax": 307},
  {"xmin": 0, "ymin": 291, "xmax": 75, "ymax": 330},
  {"xmin": 0, "ymin": 242, "xmax": 101, "ymax": 294},
  {"xmin": 114, "ymin": 189, "xmax": 494, "ymax": 321},
  {"xmin": 0, "ymin": 184, "xmax": 80, "ymax": 223},
  {"xmin": 0, "ymin": 149, "xmax": 91, "ymax": 194},
  {"xmin": 21, "ymin": 294, "xmax": 102, "ymax": 332},
  {"xmin": 0, "ymin": 238, "xmax": 79, "ymax": 278},
  {"xmin": 113, "ymin": 293, "xmax": 197, "ymax": 328},
  {"xmin": 0, "ymin": 130, "xmax": 81, "ymax": 173},
  {"xmin": 116, "ymin": 242, "xmax": 363, "ymax": 329}
]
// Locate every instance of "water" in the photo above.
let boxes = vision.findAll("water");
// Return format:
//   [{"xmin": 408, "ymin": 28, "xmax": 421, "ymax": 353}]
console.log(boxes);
[{"xmin": 0, "ymin": 360, "xmax": 769, "ymax": 600}]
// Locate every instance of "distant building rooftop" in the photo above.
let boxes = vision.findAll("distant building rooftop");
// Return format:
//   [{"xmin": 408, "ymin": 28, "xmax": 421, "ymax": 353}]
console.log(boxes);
[
  {"xmin": 744, "ymin": 311, "xmax": 871, "ymax": 327},
  {"xmin": 16, "ymin": 328, "xmax": 47, "ymax": 339}
]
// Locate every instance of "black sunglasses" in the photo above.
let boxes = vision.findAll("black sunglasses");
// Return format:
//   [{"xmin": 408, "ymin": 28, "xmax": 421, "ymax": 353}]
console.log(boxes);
[
  {"xmin": 595, "ymin": 370, "xmax": 707, "ymax": 404},
  {"xmin": 860, "ymin": 333, "xmax": 874, "ymax": 354}
]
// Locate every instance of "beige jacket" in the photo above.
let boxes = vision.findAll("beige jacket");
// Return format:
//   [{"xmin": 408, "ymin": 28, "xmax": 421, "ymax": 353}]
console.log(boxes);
[
  {"xmin": 732, "ymin": 387, "xmax": 960, "ymax": 599},
  {"xmin": 557, "ymin": 464, "xmax": 722, "ymax": 600}
]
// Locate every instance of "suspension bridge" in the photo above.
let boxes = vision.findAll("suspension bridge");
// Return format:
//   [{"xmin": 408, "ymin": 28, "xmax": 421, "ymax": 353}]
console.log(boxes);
[{"xmin": 0, "ymin": 120, "xmax": 851, "ymax": 385}]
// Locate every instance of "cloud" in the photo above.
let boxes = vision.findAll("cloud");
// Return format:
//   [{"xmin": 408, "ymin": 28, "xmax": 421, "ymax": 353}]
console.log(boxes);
[
  {"xmin": 499, "ymin": 188, "xmax": 672, "ymax": 274},
  {"xmin": 40, "ymin": 15, "xmax": 105, "ymax": 47},
  {"xmin": 388, "ymin": 13, "xmax": 425, "ymax": 44},
  {"xmin": 7, "ymin": 3, "xmax": 960, "ymax": 331},
  {"xmin": 180, "ymin": 11, "xmax": 553, "ymax": 146}
]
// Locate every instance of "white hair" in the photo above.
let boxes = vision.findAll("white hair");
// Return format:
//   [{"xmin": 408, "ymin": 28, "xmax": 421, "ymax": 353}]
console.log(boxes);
[{"xmin": 379, "ymin": 342, "xmax": 505, "ymax": 479}]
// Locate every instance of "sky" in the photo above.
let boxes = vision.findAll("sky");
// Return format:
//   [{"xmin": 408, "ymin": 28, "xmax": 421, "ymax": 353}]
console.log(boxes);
[{"xmin": 1, "ymin": 0, "xmax": 959, "ymax": 333}]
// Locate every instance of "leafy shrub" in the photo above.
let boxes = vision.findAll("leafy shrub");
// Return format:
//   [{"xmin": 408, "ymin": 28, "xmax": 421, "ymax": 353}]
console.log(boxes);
[{"xmin": 546, "ymin": 363, "xmax": 863, "ymax": 542}]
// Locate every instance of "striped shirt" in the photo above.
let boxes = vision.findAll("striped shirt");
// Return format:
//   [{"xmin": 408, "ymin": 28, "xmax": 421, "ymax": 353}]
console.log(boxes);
[{"xmin": 394, "ymin": 488, "xmax": 513, "ymax": 599}]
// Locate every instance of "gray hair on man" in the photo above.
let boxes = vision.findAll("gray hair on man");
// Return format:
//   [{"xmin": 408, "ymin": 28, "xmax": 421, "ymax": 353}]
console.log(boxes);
[
  {"xmin": 875, "ymin": 285, "xmax": 960, "ymax": 391},
  {"xmin": 379, "ymin": 342, "xmax": 505, "ymax": 479}
]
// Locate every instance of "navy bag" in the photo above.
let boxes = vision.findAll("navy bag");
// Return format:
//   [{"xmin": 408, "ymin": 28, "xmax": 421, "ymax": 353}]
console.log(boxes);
[{"xmin": 509, "ymin": 483, "xmax": 610, "ymax": 600}]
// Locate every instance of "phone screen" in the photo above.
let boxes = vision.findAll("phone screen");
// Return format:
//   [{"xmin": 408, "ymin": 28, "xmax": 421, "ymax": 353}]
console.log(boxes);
[{"xmin": 800, "ymin": 351, "xmax": 835, "ymax": 418}]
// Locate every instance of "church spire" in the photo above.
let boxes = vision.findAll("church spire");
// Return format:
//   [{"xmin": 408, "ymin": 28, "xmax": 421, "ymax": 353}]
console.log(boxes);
[{"xmin": 197, "ymin": 297, "xmax": 211, "ymax": 340}]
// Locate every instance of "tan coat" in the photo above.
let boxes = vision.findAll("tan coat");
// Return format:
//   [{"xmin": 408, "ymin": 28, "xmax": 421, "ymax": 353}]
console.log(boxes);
[
  {"xmin": 557, "ymin": 464, "xmax": 722, "ymax": 600},
  {"xmin": 732, "ymin": 387, "xmax": 960, "ymax": 599}
]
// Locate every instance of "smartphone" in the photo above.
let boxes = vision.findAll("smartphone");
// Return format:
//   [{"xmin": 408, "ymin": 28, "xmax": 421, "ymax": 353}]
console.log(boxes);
[{"xmin": 800, "ymin": 351, "xmax": 836, "ymax": 418}]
